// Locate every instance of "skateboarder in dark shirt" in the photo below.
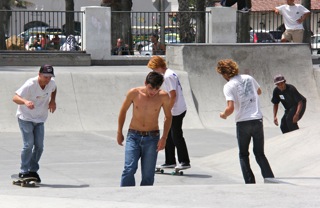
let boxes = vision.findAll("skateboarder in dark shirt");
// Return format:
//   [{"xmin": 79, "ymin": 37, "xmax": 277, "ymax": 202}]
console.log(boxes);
[{"xmin": 271, "ymin": 74, "xmax": 306, "ymax": 134}]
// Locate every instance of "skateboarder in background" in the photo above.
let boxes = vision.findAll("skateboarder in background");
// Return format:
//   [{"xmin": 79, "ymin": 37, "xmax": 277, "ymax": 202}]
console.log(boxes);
[
  {"xmin": 147, "ymin": 56, "xmax": 191, "ymax": 170},
  {"xmin": 216, "ymin": 59, "xmax": 274, "ymax": 184},
  {"xmin": 117, "ymin": 71, "xmax": 172, "ymax": 186},
  {"xmin": 13, "ymin": 65, "xmax": 57, "ymax": 183},
  {"xmin": 220, "ymin": 0, "xmax": 251, "ymax": 12},
  {"xmin": 271, "ymin": 74, "xmax": 306, "ymax": 133}
]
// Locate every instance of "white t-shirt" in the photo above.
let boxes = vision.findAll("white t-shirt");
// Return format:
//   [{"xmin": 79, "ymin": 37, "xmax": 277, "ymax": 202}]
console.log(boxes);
[
  {"xmin": 276, "ymin": 4, "xmax": 310, "ymax": 30},
  {"xmin": 162, "ymin": 68, "xmax": 187, "ymax": 116},
  {"xmin": 223, "ymin": 74, "xmax": 262, "ymax": 122},
  {"xmin": 15, "ymin": 76, "xmax": 56, "ymax": 123}
]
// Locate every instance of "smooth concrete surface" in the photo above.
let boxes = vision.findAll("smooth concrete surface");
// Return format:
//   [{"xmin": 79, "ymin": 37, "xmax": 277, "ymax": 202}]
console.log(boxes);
[
  {"xmin": 207, "ymin": 7, "xmax": 237, "ymax": 43},
  {"xmin": 0, "ymin": 59, "xmax": 319, "ymax": 207},
  {"xmin": 166, "ymin": 43, "xmax": 320, "ymax": 129},
  {"xmin": 82, "ymin": 6, "xmax": 111, "ymax": 60}
]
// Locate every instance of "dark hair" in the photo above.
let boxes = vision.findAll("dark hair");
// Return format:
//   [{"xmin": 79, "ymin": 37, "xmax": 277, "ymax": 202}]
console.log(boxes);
[
  {"xmin": 145, "ymin": 71, "xmax": 163, "ymax": 88},
  {"xmin": 151, "ymin": 33, "xmax": 159, "ymax": 39}
]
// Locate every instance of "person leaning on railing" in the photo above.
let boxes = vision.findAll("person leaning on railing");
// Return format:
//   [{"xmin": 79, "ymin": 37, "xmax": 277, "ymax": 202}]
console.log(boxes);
[{"xmin": 275, "ymin": 0, "xmax": 311, "ymax": 43}]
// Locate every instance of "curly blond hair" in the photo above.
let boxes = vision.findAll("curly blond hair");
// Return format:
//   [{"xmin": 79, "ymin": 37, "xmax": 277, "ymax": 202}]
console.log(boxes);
[{"xmin": 216, "ymin": 59, "xmax": 239, "ymax": 79}]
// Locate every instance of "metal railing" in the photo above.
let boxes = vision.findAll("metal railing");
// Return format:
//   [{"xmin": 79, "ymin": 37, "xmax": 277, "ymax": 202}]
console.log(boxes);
[
  {"xmin": 1, "ymin": 9, "xmax": 320, "ymax": 54},
  {"xmin": 111, "ymin": 11, "xmax": 210, "ymax": 55},
  {"xmin": 0, "ymin": 10, "xmax": 83, "ymax": 51},
  {"xmin": 238, "ymin": 10, "xmax": 320, "ymax": 54}
]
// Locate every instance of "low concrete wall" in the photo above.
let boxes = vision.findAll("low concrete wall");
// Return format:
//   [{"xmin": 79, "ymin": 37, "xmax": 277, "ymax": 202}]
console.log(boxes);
[
  {"xmin": 0, "ymin": 52, "xmax": 91, "ymax": 66},
  {"xmin": 166, "ymin": 43, "xmax": 320, "ymax": 128}
]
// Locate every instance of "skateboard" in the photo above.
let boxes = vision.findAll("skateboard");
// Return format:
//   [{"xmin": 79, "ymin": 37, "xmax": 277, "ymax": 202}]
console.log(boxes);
[
  {"xmin": 155, "ymin": 166, "xmax": 190, "ymax": 176},
  {"xmin": 11, "ymin": 174, "xmax": 38, "ymax": 187}
]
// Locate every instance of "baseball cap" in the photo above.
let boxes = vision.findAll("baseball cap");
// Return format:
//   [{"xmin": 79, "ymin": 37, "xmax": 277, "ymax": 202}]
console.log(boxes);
[
  {"xmin": 273, "ymin": 74, "xmax": 285, "ymax": 85},
  {"xmin": 39, "ymin": 65, "xmax": 55, "ymax": 77}
]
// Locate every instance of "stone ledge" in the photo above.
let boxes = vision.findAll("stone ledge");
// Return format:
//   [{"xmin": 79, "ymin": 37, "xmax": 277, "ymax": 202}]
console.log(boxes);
[{"xmin": 0, "ymin": 52, "xmax": 91, "ymax": 66}]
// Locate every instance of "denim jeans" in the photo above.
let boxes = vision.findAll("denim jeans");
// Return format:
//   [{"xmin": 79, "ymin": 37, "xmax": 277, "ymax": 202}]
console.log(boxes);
[
  {"xmin": 236, "ymin": 119, "xmax": 274, "ymax": 184},
  {"xmin": 120, "ymin": 131, "xmax": 159, "ymax": 186},
  {"xmin": 165, "ymin": 111, "xmax": 190, "ymax": 165},
  {"xmin": 18, "ymin": 118, "xmax": 45, "ymax": 174}
]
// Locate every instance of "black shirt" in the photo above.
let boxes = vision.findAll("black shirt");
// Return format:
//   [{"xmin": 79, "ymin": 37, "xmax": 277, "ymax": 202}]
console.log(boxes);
[{"xmin": 271, "ymin": 84, "xmax": 306, "ymax": 110}]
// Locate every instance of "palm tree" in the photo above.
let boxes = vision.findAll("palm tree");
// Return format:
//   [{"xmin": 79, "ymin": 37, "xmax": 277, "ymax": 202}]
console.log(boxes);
[
  {"xmin": 0, "ymin": 0, "xmax": 34, "ymax": 49},
  {"xmin": 101, "ymin": 0, "xmax": 133, "ymax": 53},
  {"xmin": 195, "ymin": 0, "xmax": 206, "ymax": 43},
  {"xmin": 0, "ymin": 0, "xmax": 11, "ymax": 49},
  {"xmin": 178, "ymin": 0, "xmax": 194, "ymax": 43},
  {"xmin": 65, "ymin": 0, "xmax": 75, "ymax": 37}
]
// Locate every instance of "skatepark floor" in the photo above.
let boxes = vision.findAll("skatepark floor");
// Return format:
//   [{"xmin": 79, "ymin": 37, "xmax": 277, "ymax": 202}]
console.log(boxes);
[{"xmin": 0, "ymin": 65, "xmax": 319, "ymax": 208}]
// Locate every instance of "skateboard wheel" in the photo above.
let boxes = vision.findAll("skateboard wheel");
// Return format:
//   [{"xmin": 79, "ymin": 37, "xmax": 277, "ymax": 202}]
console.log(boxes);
[
  {"xmin": 160, "ymin": 169, "xmax": 164, "ymax": 174},
  {"xmin": 179, "ymin": 171, "xmax": 184, "ymax": 176}
]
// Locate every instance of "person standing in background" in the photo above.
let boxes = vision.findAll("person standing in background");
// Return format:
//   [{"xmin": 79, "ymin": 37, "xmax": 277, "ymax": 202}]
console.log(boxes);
[{"xmin": 275, "ymin": 0, "xmax": 310, "ymax": 42}]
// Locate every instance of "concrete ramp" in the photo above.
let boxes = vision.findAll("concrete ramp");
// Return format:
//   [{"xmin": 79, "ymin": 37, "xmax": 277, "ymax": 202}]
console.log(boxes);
[
  {"xmin": 0, "ymin": 69, "xmax": 202, "ymax": 132},
  {"xmin": 166, "ymin": 43, "xmax": 320, "ymax": 128},
  {"xmin": 194, "ymin": 123, "xmax": 320, "ymax": 184}
]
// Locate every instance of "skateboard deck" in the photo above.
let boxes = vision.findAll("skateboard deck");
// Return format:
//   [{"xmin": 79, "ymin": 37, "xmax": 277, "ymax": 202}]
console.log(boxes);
[
  {"xmin": 155, "ymin": 166, "xmax": 190, "ymax": 176},
  {"xmin": 11, "ymin": 174, "xmax": 38, "ymax": 187}
]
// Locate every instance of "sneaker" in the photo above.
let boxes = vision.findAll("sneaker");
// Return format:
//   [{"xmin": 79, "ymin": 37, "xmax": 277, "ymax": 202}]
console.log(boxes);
[
  {"xmin": 238, "ymin": 7, "xmax": 251, "ymax": 13},
  {"xmin": 18, "ymin": 172, "xmax": 30, "ymax": 178},
  {"xmin": 175, "ymin": 163, "xmax": 191, "ymax": 169},
  {"xmin": 158, "ymin": 163, "xmax": 176, "ymax": 168},
  {"xmin": 29, "ymin": 172, "xmax": 41, "ymax": 183}
]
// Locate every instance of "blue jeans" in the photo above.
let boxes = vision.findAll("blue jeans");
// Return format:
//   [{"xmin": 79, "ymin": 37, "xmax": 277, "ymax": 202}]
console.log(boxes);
[
  {"xmin": 120, "ymin": 130, "xmax": 159, "ymax": 186},
  {"xmin": 236, "ymin": 119, "xmax": 274, "ymax": 184},
  {"xmin": 18, "ymin": 118, "xmax": 45, "ymax": 174}
]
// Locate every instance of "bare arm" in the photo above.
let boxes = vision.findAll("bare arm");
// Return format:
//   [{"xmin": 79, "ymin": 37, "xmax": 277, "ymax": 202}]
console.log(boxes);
[
  {"xmin": 49, "ymin": 88, "xmax": 57, "ymax": 113},
  {"xmin": 157, "ymin": 93, "xmax": 172, "ymax": 152},
  {"xmin": 117, "ymin": 89, "xmax": 134, "ymax": 146},
  {"xmin": 220, "ymin": 100, "xmax": 234, "ymax": 119},
  {"xmin": 293, "ymin": 101, "xmax": 303, "ymax": 123},
  {"xmin": 273, "ymin": 104, "xmax": 279, "ymax": 126},
  {"xmin": 13, "ymin": 94, "xmax": 34, "ymax": 109},
  {"xmin": 297, "ymin": 12, "xmax": 311, "ymax": 24},
  {"xmin": 169, "ymin": 90, "xmax": 176, "ymax": 109},
  {"xmin": 274, "ymin": 8, "xmax": 280, "ymax": 15}
]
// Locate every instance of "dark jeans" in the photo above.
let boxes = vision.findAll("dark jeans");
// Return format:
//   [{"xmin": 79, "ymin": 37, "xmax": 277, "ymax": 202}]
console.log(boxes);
[
  {"xmin": 281, "ymin": 100, "xmax": 306, "ymax": 134},
  {"xmin": 221, "ymin": 0, "xmax": 251, "ymax": 10},
  {"xmin": 165, "ymin": 111, "xmax": 190, "ymax": 165},
  {"xmin": 236, "ymin": 119, "xmax": 274, "ymax": 184}
]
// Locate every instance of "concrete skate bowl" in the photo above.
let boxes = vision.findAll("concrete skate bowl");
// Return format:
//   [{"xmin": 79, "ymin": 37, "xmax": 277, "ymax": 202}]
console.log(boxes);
[
  {"xmin": 193, "ymin": 123, "xmax": 320, "ymax": 184},
  {"xmin": 0, "ymin": 71, "xmax": 202, "ymax": 132},
  {"xmin": 166, "ymin": 43, "xmax": 320, "ymax": 129}
]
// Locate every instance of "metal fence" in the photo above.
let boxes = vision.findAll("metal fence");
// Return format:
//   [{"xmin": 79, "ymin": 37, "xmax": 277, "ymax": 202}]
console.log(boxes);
[
  {"xmin": 0, "ymin": 10, "xmax": 83, "ymax": 51},
  {"xmin": 241, "ymin": 10, "xmax": 320, "ymax": 54},
  {"xmin": 1, "ymin": 9, "xmax": 320, "ymax": 54},
  {"xmin": 111, "ymin": 11, "xmax": 210, "ymax": 55}
]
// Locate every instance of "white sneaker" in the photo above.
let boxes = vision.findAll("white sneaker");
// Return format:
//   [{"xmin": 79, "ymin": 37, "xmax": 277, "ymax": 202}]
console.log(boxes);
[{"xmin": 175, "ymin": 163, "xmax": 191, "ymax": 169}]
